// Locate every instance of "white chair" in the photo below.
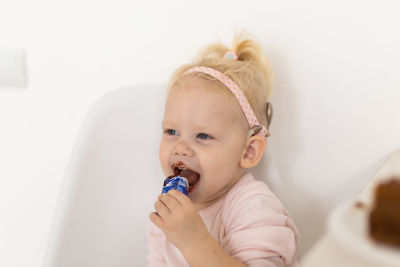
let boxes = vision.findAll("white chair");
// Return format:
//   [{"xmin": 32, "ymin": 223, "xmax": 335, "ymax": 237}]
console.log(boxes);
[{"xmin": 43, "ymin": 84, "xmax": 289, "ymax": 267}]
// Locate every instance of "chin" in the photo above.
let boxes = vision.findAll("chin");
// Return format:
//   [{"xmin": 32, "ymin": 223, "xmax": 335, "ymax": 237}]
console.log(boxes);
[{"xmin": 188, "ymin": 189, "xmax": 203, "ymax": 203}]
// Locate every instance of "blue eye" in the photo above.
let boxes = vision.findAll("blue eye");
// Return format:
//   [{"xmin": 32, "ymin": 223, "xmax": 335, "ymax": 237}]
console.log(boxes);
[
  {"xmin": 165, "ymin": 129, "xmax": 178, "ymax": 136},
  {"xmin": 197, "ymin": 133, "xmax": 212, "ymax": 140}
]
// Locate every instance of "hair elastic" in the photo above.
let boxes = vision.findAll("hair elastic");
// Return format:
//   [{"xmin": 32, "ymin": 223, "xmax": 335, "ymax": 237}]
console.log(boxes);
[
  {"xmin": 183, "ymin": 66, "xmax": 270, "ymax": 137},
  {"xmin": 224, "ymin": 50, "xmax": 238, "ymax": 60}
]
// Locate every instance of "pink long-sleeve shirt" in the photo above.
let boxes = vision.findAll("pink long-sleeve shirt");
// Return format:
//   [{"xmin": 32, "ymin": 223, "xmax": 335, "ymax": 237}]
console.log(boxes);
[{"xmin": 147, "ymin": 172, "xmax": 299, "ymax": 267}]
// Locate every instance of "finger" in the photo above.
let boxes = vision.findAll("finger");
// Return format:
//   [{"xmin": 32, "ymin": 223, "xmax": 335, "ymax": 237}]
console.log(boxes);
[
  {"xmin": 149, "ymin": 212, "xmax": 164, "ymax": 228},
  {"xmin": 154, "ymin": 199, "xmax": 170, "ymax": 219},
  {"xmin": 159, "ymin": 193, "xmax": 182, "ymax": 213},
  {"xmin": 167, "ymin": 189, "xmax": 192, "ymax": 206}
]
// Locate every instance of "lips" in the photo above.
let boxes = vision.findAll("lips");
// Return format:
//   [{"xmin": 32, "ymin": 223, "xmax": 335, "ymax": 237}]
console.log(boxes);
[{"xmin": 171, "ymin": 161, "xmax": 200, "ymax": 191}]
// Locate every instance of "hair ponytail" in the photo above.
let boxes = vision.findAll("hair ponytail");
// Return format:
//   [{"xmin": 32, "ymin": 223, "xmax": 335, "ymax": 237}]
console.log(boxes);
[{"xmin": 232, "ymin": 32, "xmax": 274, "ymax": 99}]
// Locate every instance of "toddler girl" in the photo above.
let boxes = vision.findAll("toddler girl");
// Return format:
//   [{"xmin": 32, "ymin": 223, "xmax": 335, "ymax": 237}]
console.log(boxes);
[{"xmin": 147, "ymin": 32, "xmax": 299, "ymax": 267}]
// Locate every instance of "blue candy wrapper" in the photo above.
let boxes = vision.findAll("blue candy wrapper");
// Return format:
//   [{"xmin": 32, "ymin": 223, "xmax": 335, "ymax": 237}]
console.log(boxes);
[{"xmin": 161, "ymin": 175, "xmax": 189, "ymax": 195}]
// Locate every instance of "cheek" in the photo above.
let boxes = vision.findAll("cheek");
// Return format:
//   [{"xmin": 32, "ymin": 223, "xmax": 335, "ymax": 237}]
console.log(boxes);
[
  {"xmin": 200, "ymin": 150, "xmax": 225, "ymax": 175},
  {"xmin": 204, "ymin": 146, "xmax": 242, "ymax": 173}
]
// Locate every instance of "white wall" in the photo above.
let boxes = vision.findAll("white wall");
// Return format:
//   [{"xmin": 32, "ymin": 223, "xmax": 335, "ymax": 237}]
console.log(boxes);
[{"xmin": 1, "ymin": 0, "xmax": 400, "ymax": 266}]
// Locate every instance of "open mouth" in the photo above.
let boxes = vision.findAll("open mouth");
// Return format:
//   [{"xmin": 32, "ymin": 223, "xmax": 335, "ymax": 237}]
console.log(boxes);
[{"xmin": 171, "ymin": 162, "xmax": 200, "ymax": 192}]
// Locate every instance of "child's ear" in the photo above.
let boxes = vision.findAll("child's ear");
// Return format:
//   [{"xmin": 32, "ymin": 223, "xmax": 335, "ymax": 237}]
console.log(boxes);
[{"xmin": 240, "ymin": 135, "xmax": 266, "ymax": 169}]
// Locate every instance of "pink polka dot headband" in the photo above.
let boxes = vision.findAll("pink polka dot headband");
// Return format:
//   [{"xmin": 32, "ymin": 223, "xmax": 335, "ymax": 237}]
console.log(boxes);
[{"xmin": 183, "ymin": 65, "xmax": 270, "ymax": 137}]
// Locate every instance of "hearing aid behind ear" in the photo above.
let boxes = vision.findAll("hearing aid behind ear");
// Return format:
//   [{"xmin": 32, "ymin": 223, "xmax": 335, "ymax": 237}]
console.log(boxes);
[
  {"xmin": 266, "ymin": 101, "xmax": 273, "ymax": 134},
  {"xmin": 248, "ymin": 102, "xmax": 273, "ymax": 138}
]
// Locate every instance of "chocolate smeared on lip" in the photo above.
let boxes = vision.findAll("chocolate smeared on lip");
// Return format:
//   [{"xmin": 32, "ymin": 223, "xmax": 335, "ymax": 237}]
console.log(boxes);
[{"xmin": 171, "ymin": 162, "xmax": 200, "ymax": 190}]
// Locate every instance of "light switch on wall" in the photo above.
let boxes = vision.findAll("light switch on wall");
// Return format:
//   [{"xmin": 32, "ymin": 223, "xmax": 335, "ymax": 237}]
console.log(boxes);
[{"xmin": 0, "ymin": 48, "xmax": 28, "ymax": 88}]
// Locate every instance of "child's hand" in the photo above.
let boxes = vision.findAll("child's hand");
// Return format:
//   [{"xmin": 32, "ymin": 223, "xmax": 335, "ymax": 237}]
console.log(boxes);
[{"xmin": 149, "ymin": 190, "xmax": 210, "ymax": 252}]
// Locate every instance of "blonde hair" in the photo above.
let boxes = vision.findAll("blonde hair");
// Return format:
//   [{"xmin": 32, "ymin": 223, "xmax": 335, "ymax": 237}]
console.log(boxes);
[{"xmin": 167, "ymin": 31, "xmax": 274, "ymax": 128}]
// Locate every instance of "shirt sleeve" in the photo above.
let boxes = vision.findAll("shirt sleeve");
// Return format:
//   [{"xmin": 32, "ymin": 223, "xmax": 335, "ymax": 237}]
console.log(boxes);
[
  {"xmin": 221, "ymin": 181, "xmax": 298, "ymax": 267},
  {"xmin": 146, "ymin": 222, "xmax": 168, "ymax": 267}
]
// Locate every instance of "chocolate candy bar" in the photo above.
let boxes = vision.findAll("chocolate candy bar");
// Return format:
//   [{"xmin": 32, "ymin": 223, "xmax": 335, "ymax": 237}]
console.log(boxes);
[{"xmin": 161, "ymin": 175, "xmax": 189, "ymax": 195}]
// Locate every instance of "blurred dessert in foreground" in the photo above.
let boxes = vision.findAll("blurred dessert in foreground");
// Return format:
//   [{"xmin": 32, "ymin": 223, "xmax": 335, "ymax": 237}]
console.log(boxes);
[{"xmin": 369, "ymin": 177, "xmax": 400, "ymax": 248}]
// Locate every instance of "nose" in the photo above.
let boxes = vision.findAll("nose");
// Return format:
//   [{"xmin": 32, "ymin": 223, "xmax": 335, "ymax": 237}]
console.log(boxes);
[{"xmin": 173, "ymin": 140, "xmax": 194, "ymax": 157}]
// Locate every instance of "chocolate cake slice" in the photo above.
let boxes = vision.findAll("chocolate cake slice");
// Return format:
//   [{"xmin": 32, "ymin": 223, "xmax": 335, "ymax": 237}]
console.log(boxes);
[{"xmin": 368, "ymin": 178, "xmax": 400, "ymax": 248}]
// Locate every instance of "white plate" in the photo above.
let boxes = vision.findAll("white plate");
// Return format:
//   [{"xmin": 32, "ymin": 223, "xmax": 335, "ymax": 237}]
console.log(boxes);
[{"xmin": 328, "ymin": 200, "xmax": 400, "ymax": 266}]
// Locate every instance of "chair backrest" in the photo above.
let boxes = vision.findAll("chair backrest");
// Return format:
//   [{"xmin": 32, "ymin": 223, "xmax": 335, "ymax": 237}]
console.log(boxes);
[{"xmin": 43, "ymin": 84, "xmax": 285, "ymax": 267}]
